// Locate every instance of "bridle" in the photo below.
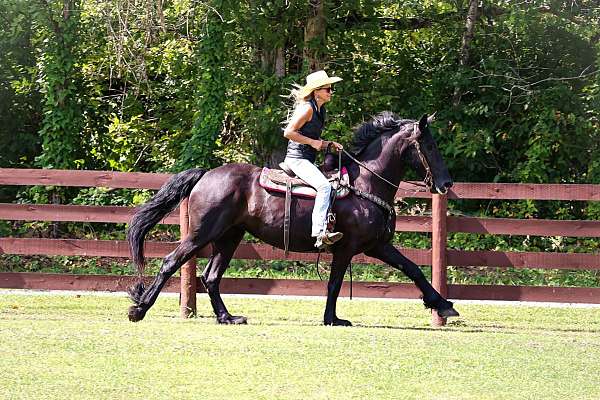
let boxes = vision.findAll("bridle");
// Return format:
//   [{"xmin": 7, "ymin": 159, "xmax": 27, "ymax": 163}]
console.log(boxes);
[
  {"xmin": 412, "ymin": 139, "xmax": 434, "ymax": 192},
  {"xmin": 341, "ymin": 122, "xmax": 435, "ymax": 193}
]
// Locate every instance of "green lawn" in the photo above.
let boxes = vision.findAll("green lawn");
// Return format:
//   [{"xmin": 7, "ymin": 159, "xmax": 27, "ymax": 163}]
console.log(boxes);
[{"xmin": 1, "ymin": 292, "xmax": 599, "ymax": 400}]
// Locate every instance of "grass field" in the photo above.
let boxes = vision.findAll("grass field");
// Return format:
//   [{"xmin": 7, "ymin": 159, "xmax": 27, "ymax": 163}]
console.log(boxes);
[{"xmin": 1, "ymin": 292, "xmax": 600, "ymax": 400}]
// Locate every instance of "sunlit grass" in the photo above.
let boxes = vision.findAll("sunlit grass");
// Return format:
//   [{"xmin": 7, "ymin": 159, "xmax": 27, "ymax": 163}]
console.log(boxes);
[{"xmin": 1, "ymin": 292, "xmax": 600, "ymax": 400}]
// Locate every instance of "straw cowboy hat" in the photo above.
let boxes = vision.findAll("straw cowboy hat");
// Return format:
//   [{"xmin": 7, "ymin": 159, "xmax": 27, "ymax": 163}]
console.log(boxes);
[{"xmin": 296, "ymin": 70, "xmax": 342, "ymax": 98}]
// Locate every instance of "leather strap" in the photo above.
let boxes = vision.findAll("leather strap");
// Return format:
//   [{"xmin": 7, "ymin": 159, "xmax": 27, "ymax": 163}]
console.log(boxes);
[
  {"xmin": 341, "ymin": 181, "xmax": 396, "ymax": 237},
  {"xmin": 284, "ymin": 180, "xmax": 292, "ymax": 256}
]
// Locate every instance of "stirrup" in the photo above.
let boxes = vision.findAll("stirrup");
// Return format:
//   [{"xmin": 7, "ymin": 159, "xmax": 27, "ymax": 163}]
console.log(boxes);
[{"xmin": 314, "ymin": 231, "xmax": 343, "ymax": 249}]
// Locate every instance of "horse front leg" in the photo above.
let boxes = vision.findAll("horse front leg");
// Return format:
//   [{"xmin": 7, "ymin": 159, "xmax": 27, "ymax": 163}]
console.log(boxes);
[
  {"xmin": 323, "ymin": 250, "xmax": 354, "ymax": 326},
  {"xmin": 365, "ymin": 243, "xmax": 459, "ymax": 318}
]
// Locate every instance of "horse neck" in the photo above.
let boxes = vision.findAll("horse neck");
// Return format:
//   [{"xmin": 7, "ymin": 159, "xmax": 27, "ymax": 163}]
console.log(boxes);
[{"xmin": 352, "ymin": 134, "xmax": 406, "ymax": 202}]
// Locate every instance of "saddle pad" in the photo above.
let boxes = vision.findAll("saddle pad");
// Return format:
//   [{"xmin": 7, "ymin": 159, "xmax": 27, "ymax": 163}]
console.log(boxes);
[{"xmin": 259, "ymin": 167, "xmax": 351, "ymax": 199}]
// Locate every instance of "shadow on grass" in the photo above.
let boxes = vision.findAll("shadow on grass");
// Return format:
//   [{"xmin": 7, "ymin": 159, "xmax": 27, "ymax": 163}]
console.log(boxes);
[
  {"xmin": 351, "ymin": 322, "xmax": 502, "ymax": 334},
  {"xmin": 184, "ymin": 313, "xmax": 506, "ymax": 334},
  {"xmin": 155, "ymin": 309, "xmax": 600, "ymax": 336},
  {"xmin": 355, "ymin": 319, "xmax": 600, "ymax": 334},
  {"xmin": 182, "ymin": 315, "xmax": 600, "ymax": 336}
]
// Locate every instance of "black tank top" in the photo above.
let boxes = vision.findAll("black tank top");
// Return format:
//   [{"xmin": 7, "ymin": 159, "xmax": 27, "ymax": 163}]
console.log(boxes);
[{"xmin": 285, "ymin": 98, "xmax": 326, "ymax": 163}]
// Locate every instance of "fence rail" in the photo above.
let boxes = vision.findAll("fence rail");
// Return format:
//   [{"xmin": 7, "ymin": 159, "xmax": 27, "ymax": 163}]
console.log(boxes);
[
  {"xmin": 2, "ymin": 238, "xmax": 598, "ymax": 269},
  {"xmin": 3, "ymin": 272, "xmax": 600, "ymax": 304},
  {"xmin": 3, "ymin": 203, "xmax": 600, "ymax": 237},
  {"xmin": 1, "ymin": 168, "xmax": 599, "ymax": 325}
]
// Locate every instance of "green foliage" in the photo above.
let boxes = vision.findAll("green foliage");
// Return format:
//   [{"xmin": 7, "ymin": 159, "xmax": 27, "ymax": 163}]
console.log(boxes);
[
  {"xmin": 0, "ymin": 0, "xmax": 597, "ymax": 179},
  {"xmin": 178, "ymin": 1, "xmax": 228, "ymax": 170},
  {"xmin": 437, "ymin": 4, "xmax": 598, "ymax": 189},
  {"xmin": 100, "ymin": 114, "xmax": 157, "ymax": 171},
  {"xmin": 70, "ymin": 187, "xmax": 151, "ymax": 207},
  {"xmin": 0, "ymin": 0, "xmax": 43, "ymax": 201},
  {"xmin": 36, "ymin": 0, "xmax": 86, "ymax": 170}
]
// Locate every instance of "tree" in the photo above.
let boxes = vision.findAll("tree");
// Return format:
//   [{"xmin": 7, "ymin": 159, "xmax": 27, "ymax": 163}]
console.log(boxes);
[
  {"xmin": 178, "ymin": 1, "xmax": 228, "ymax": 170},
  {"xmin": 0, "ymin": 0, "xmax": 42, "ymax": 170},
  {"xmin": 304, "ymin": 0, "xmax": 326, "ymax": 71},
  {"xmin": 36, "ymin": 0, "xmax": 85, "ymax": 169},
  {"xmin": 452, "ymin": 0, "xmax": 479, "ymax": 106}
]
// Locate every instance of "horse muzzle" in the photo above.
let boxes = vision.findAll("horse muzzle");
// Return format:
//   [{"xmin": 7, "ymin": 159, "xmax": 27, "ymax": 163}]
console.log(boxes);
[{"xmin": 434, "ymin": 180, "xmax": 453, "ymax": 195}]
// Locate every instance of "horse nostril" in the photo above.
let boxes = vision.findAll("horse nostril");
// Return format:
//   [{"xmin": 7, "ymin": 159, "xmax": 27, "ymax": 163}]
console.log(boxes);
[{"xmin": 444, "ymin": 181, "xmax": 453, "ymax": 189}]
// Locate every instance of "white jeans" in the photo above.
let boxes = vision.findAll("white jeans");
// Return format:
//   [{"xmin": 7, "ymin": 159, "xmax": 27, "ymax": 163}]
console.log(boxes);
[{"xmin": 284, "ymin": 157, "xmax": 332, "ymax": 237}]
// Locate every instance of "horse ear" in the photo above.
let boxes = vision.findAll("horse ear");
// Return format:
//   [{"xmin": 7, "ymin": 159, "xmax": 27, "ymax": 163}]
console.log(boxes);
[
  {"xmin": 419, "ymin": 114, "xmax": 428, "ymax": 130},
  {"xmin": 427, "ymin": 112, "xmax": 437, "ymax": 125}
]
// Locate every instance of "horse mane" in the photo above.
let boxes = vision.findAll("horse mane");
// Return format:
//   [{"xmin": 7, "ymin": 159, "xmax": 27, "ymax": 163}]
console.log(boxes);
[{"xmin": 351, "ymin": 111, "xmax": 414, "ymax": 155}]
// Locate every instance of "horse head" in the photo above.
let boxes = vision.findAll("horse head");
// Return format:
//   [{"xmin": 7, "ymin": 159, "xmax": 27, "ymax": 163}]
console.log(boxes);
[
  {"xmin": 351, "ymin": 111, "xmax": 453, "ymax": 194},
  {"xmin": 404, "ymin": 114, "xmax": 453, "ymax": 194}
]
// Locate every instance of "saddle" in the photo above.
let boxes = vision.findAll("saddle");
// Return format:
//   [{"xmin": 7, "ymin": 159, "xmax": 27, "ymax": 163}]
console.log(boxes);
[
  {"xmin": 258, "ymin": 164, "xmax": 350, "ymax": 199},
  {"xmin": 259, "ymin": 161, "xmax": 350, "ymax": 256}
]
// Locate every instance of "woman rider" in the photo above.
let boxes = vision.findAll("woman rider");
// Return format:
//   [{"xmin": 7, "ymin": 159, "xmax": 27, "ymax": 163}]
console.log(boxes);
[{"xmin": 282, "ymin": 70, "xmax": 344, "ymax": 249}]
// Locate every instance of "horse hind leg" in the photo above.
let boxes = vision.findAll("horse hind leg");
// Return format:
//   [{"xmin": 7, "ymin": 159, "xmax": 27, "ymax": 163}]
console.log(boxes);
[
  {"xmin": 128, "ymin": 237, "xmax": 202, "ymax": 322},
  {"xmin": 200, "ymin": 227, "xmax": 246, "ymax": 324},
  {"xmin": 128, "ymin": 193, "xmax": 245, "ymax": 322}
]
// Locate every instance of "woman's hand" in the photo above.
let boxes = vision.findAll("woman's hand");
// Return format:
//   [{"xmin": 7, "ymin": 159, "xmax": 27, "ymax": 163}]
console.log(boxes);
[
  {"xmin": 316, "ymin": 140, "xmax": 343, "ymax": 152},
  {"xmin": 329, "ymin": 141, "xmax": 343, "ymax": 151}
]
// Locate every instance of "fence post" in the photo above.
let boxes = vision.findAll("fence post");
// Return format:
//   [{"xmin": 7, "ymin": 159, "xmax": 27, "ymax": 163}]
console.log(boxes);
[
  {"xmin": 179, "ymin": 198, "xmax": 197, "ymax": 318},
  {"xmin": 431, "ymin": 194, "xmax": 448, "ymax": 326}
]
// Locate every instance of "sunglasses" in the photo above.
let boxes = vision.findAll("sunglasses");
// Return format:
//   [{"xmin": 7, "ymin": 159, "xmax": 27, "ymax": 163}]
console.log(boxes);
[{"xmin": 318, "ymin": 86, "xmax": 333, "ymax": 93}]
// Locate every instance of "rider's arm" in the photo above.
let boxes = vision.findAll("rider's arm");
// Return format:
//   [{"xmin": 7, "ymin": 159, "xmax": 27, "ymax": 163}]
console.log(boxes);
[{"xmin": 283, "ymin": 104, "xmax": 323, "ymax": 150}]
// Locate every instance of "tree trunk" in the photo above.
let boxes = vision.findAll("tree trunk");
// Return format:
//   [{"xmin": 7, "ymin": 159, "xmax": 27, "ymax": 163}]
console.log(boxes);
[
  {"xmin": 452, "ymin": 0, "xmax": 479, "ymax": 106},
  {"xmin": 275, "ymin": 46, "xmax": 285, "ymax": 77},
  {"xmin": 260, "ymin": 45, "xmax": 285, "ymax": 77},
  {"xmin": 260, "ymin": 48, "xmax": 272, "ymax": 72},
  {"xmin": 304, "ymin": 0, "xmax": 326, "ymax": 71},
  {"xmin": 63, "ymin": 0, "xmax": 70, "ymax": 19},
  {"xmin": 157, "ymin": 0, "xmax": 166, "ymax": 33}
]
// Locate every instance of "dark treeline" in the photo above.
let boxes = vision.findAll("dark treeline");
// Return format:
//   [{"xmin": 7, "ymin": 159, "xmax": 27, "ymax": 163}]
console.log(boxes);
[{"xmin": 1, "ymin": 0, "xmax": 599, "ymax": 225}]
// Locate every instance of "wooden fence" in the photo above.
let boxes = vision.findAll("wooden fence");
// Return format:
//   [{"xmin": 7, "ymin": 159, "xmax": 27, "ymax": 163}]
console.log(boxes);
[{"xmin": 1, "ymin": 168, "xmax": 599, "ymax": 326}]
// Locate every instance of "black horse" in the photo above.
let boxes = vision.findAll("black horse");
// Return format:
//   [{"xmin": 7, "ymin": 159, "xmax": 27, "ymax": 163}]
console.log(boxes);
[{"xmin": 127, "ymin": 112, "xmax": 459, "ymax": 325}]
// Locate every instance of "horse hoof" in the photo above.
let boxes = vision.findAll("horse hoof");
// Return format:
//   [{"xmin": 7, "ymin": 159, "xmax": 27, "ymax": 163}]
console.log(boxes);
[
  {"xmin": 324, "ymin": 318, "xmax": 353, "ymax": 327},
  {"xmin": 128, "ymin": 305, "xmax": 146, "ymax": 322},
  {"xmin": 217, "ymin": 315, "xmax": 248, "ymax": 325},
  {"xmin": 437, "ymin": 307, "xmax": 460, "ymax": 318}
]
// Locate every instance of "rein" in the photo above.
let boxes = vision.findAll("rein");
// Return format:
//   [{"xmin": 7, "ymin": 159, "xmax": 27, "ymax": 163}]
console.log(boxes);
[
  {"xmin": 342, "ymin": 149, "xmax": 399, "ymax": 189},
  {"xmin": 336, "ymin": 151, "xmax": 396, "ymax": 236}
]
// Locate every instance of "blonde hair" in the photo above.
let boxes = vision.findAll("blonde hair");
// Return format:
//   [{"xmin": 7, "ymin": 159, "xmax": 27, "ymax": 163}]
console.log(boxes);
[{"xmin": 282, "ymin": 84, "xmax": 314, "ymax": 127}]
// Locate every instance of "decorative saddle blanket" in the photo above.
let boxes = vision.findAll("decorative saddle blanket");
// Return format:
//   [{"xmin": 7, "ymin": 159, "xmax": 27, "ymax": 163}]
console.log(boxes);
[{"xmin": 259, "ymin": 167, "xmax": 351, "ymax": 199}]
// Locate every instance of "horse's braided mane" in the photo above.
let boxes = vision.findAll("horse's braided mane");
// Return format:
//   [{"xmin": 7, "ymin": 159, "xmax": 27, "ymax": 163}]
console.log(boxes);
[{"xmin": 351, "ymin": 111, "xmax": 414, "ymax": 155}]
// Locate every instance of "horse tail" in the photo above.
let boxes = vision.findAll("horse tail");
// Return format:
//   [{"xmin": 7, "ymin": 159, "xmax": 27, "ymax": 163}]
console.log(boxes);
[{"xmin": 127, "ymin": 168, "xmax": 206, "ymax": 277}]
